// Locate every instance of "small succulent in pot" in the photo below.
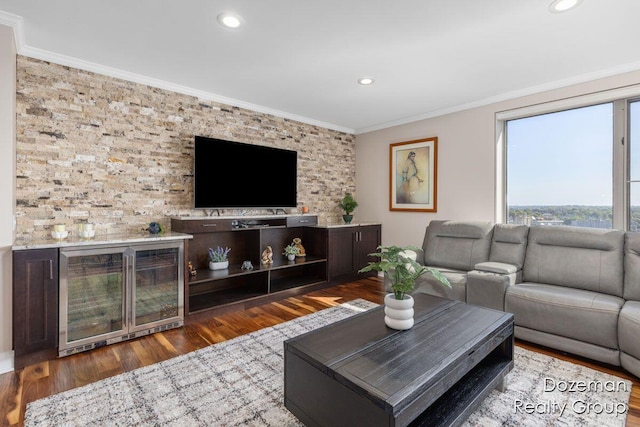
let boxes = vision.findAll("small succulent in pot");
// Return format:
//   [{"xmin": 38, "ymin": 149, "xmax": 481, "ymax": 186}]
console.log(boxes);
[
  {"xmin": 283, "ymin": 243, "xmax": 300, "ymax": 260},
  {"xmin": 208, "ymin": 246, "xmax": 231, "ymax": 262}
]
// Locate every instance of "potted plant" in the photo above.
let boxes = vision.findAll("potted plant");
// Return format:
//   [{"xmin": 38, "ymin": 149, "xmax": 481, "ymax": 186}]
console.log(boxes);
[
  {"xmin": 283, "ymin": 243, "xmax": 300, "ymax": 261},
  {"xmin": 338, "ymin": 193, "xmax": 358, "ymax": 224},
  {"xmin": 208, "ymin": 246, "xmax": 231, "ymax": 270},
  {"xmin": 359, "ymin": 245, "xmax": 451, "ymax": 330}
]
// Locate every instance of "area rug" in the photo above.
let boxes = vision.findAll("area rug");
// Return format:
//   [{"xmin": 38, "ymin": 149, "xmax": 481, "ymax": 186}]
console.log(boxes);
[{"xmin": 25, "ymin": 299, "xmax": 632, "ymax": 427}]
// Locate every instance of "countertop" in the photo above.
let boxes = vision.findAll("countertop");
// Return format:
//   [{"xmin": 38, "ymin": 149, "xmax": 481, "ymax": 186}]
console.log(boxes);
[
  {"xmin": 12, "ymin": 231, "xmax": 193, "ymax": 251},
  {"xmin": 314, "ymin": 222, "xmax": 381, "ymax": 228}
]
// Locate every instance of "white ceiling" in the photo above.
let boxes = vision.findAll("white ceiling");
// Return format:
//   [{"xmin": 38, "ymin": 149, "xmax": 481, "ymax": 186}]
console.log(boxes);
[{"xmin": 1, "ymin": 0, "xmax": 640, "ymax": 134}]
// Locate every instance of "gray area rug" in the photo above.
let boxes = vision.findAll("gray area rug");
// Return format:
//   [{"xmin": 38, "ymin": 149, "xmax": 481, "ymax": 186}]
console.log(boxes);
[{"xmin": 25, "ymin": 299, "xmax": 631, "ymax": 426}]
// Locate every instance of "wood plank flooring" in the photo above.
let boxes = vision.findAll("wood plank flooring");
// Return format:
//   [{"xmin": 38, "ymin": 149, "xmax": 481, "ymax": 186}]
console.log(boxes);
[{"xmin": 1, "ymin": 277, "xmax": 638, "ymax": 426}]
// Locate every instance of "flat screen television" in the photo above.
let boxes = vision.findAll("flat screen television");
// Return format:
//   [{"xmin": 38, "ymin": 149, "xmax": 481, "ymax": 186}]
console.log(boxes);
[{"xmin": 194, "ymin": 136, "xmax": 297, "ymax": 209}]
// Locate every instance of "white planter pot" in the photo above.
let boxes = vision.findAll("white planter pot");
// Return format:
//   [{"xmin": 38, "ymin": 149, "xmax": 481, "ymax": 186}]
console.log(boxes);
[
  {"xmin": 287, "ymin": 254, "xmax": 296, "ymax": 261},
  {"xmin": 384, "ymin": 293, "xmax": 414, "ymax": 330},
  {"xmin": 209, "ymin": 260, "xmax": 229, "ymax": 270}
]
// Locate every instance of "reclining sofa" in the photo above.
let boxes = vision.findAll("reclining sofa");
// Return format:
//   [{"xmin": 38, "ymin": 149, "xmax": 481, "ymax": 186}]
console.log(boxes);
[{"xmin": 386, "ymin": 220, "xmax": 640, "ymax": 378}]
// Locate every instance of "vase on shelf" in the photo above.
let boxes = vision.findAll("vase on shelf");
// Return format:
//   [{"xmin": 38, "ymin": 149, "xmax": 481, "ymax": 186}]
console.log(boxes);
[
  {"xmin": 209, "ymin": 261, "xmax": 229, "ymax": 270},
  {"xmin": 384, "ymin": 293, "xmax": 414, "ymax": 330},
  {"xmin": 342, "ymin": 214, "xmax": 353, "ymax": 224},
  {"xmin": 287, "ymin": 254, "xmax": 296, "ymax": 261}
]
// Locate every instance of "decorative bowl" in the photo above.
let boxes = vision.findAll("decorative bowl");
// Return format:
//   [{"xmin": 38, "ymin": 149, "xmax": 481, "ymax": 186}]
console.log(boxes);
[
  {"xmin": 51, "ymin": 230, "xmax": 69, "ymax": 239},
  {"xmin": 79, "ymin": 229, "xmax": 95, "ymax": 238}
]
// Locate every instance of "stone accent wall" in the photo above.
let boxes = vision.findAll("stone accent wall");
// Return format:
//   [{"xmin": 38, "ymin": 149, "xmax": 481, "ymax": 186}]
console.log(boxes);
[{"xmin": 15, "ymin": 57, "xmax": 355, "ymax": 240}]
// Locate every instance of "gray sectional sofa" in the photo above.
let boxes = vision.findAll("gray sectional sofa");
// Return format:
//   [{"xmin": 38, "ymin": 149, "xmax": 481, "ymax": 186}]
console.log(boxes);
[{"xmin": 387, "ymin": 220, "xmax": 640, "ymax": 378}]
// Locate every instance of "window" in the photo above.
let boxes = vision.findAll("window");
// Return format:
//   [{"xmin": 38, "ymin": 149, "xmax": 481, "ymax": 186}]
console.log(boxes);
[
  {"xmin": 506, "ymin": 104, "xmax": 613, "ymax": 228},
  {"xmin": 499, "ymin": 89, "xmax": 640, "ymax": 231}
]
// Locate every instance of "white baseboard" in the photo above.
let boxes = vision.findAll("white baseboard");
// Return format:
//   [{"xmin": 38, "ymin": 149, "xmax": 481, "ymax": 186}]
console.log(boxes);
[{"xmin": 0, "ymin": 350, "xmax": 14, "ymax": 374}]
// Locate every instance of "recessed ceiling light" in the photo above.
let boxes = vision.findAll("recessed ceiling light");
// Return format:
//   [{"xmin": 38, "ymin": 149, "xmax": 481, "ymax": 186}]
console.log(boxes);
[
  {"xmin": 217, "ymin": 12, "xmax": 243, "ymax": 28},
  {"xmin": 358, "ymin": 77, "xmax": 375, "ymax": 86},
  {"xmin": 548, "ymin": 0, "xmax": 582, "ymax": 13}
]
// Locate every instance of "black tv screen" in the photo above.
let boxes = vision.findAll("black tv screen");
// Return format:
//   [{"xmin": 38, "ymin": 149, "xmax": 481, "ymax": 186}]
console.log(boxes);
[{"xmin": 194, "ymin": 136, "xmax": 297, "ymax": 209}]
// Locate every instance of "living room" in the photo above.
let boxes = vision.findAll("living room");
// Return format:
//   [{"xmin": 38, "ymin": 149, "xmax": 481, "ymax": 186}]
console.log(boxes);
[{"xmin": 2, "ymin": 1, "xmax": 640, "ymax": 426}]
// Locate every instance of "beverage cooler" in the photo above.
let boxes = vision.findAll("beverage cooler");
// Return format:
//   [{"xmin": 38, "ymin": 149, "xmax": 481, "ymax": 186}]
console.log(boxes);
[{"xmin": 59, "ymin": 241, "xmax": 184, "ymax": 356}]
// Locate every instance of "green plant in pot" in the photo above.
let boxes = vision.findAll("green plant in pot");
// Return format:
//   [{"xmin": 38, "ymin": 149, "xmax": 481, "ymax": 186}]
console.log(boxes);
[
  {"xmin": 283, "ymin": 243, "xmax": 300, "ymax": 261},
  {"xmin": 359, "ymin": 245, "xmax": 451, "ymax": 330},
  {"xmin": 208, "ymin": 246, "xmax": 231, "ymax": 270},
  {"xmin": 338, "ymin": 193, "xmax": 358, "ymax": 224}
]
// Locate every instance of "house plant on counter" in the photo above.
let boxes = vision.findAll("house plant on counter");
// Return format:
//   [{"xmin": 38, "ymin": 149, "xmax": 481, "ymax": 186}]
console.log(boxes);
[
  {"xmin": 359, "ymin": 245, "xmax": 451, "ymax": 330},
  {"xmin": 283, "ymin": 243, "xmax": 300, "ymax": 261},
  {"xmin": 209, "ymin": 246, "xmax": 231, "ymax": 270},
  {"xmin": 338, "ymin": 193, "xmax": 358, "ymax": 224}
]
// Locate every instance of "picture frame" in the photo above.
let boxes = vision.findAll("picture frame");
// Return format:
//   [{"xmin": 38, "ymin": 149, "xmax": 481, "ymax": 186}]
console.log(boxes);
[{"xmin": 389, "ymin": 137, "xmax": 438, "ymax": 212}]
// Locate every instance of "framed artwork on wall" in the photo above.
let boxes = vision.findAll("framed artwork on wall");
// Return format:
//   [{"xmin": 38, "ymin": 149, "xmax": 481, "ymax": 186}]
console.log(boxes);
[{"xmin": 389, "ymin": 137, "xmax": 438, "ymax": 212}]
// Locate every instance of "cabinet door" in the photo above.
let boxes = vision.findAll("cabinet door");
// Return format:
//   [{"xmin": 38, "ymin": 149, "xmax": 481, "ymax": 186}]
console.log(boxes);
[
  {"xmin": 356, "ymin": 225, "xmax": 382, "ymax": 273},
  {"xmin": 13, "ymin": 248, "xmax": 59, "ymax": 368},
  {"xmin": 327, "ymin": 228, "xmax": 357, "ymax": 280}
]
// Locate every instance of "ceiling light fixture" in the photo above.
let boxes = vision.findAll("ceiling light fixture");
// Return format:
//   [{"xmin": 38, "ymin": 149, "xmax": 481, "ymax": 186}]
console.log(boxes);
[
  {"xmin": 358, "ymin": 77, "xmax": 375, "ymax": 86},
  {"xmin": 217, "ymin": 11, "xmax": 243, "ymax": 28},
  {"xmin": 548, "ymin": 0, "xmax": 582, "ymax": 13}
]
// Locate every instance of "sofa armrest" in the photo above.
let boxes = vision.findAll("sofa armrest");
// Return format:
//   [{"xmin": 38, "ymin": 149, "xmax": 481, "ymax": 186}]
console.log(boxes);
[
  {"xmin": 467, "ymin": 269, "xmax": 518, "ymax": 311},
  {"xmin": 474, "ymin": 261, "xmax": 517, "ymax": 275}
]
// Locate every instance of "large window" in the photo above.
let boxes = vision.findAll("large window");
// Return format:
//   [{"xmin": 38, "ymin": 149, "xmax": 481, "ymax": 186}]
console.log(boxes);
[
  {"xmin": 502, "ymin": 94, "xmax": 640, "ymax": 230},
  {"xmin": 506, "ymin": 104, "xmax": 613, "ymax": 228}
]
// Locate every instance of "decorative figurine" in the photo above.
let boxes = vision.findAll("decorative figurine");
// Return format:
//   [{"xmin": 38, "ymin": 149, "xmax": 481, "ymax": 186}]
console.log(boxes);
[
  {"xmin": 146, "ymin": 222, "xmax": 164, "ymax": 235},
  {"xmin": 293, "ymin": 237, "xmax": 306, "ymax": 257},
  {"xmin": 188, "ymin": 261, "xmax": 197, "ymax": 276},
  {"xmin": 241, "ymin": 260, "xmax": 254, "ymax": 271},
  {"xmin": 261, "ymin": 246, "xmax": 274, "ymax": 265}
]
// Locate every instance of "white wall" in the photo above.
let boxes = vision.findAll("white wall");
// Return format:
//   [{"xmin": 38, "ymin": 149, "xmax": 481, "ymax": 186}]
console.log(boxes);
[
  {"xmin": 0, "ymin": 24, "xmax": 16, "ymax": 373},
  {"xmin": 356, "ymin": 70, "xmax": 640, "ymax": 248}
]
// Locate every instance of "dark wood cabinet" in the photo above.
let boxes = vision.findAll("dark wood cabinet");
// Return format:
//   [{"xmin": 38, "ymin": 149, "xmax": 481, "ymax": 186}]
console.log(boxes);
[
  {"xmin": 172, "ymin": 216, "xmax": 328, "ymax": 315},
  {"xmin": 327, "ymin": 225, "xmax": 381, "ymax": 282},
  {"xmin": 13, "ymin": 248, "xmax": 59, "ymax": 369}
]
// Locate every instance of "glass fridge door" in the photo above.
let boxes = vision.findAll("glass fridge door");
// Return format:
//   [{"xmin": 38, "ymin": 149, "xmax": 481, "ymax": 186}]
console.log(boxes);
[
  {"xmin": 131, "ymin": 242, "xmax": 184, "ymax": 331},
  {"xmin": 59, "ymin": 247, "xmax": 127, "ymax": 353}
]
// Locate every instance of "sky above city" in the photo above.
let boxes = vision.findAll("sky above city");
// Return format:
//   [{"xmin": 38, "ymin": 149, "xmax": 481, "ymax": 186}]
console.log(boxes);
[{"xmin": 506, "ymin": 101, "xmax": 640, "ymax": 206}]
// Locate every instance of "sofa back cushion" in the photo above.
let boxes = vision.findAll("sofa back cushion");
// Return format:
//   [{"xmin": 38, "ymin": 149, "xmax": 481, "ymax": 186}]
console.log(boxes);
[
  {"xmin": 624, "ymin": 232, "xmax": 640, "ymax": 300},
  {"xmin": 489, "ymin": 224, "xmax": 529, "ymax": 269},
  {"xmin": 523, "ymin": 226, "xmax": 624, "ymax": 297},
  {"xmin": 422, "ymin": 220, "xmax": 493, "ymax": 271}
]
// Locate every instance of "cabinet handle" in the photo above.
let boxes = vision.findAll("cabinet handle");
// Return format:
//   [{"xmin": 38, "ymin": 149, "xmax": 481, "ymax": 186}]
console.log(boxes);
[
  {"xmin": 299, "ymin": 220, "xmax": 309, "ymax": 223},
  {"xmin": 202, "ymin": 224, "xmax": 217, "ymax": 227},
  {"xmin": 49, "ymin": 260, "xmax": 53, "ymax": 280}
]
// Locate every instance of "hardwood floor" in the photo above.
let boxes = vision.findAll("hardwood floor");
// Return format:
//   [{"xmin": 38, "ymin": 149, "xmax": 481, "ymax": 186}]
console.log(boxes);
[{"xmin": 1, "ymin": 277, "xmax": 638, "ymax": 426}]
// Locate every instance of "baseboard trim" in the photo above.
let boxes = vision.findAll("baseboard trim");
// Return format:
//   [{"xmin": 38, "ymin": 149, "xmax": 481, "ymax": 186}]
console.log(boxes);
[{"xmin": 0, "ymin": 350, "xmax": 14, "ymax": 374}]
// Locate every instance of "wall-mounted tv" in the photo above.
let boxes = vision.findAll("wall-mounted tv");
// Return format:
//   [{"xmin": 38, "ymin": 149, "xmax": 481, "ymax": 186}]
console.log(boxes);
[{"xmin": 194, "ymin": 136, "xmax": 298, "ymax": 209}]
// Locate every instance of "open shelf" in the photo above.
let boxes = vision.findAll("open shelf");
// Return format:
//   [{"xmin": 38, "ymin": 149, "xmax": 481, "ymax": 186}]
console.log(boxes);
[{"xmin": 172, "ymin": 216, "xmax": 329, "ymax": 315}]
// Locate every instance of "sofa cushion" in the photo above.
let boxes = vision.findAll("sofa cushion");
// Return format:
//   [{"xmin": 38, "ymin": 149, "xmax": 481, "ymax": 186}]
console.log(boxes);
[
  {"xmin": 488, "ymin": 224, "xmax": 529, "ymax": 269},
  {"xmin": 422, "ymin": 220, "xmax": 493, "ymax": 271},
  {"xmin": 474, "ymin": 261, "xmax": 517, "ymax": 274},
  {"xmin": 414, "ymin": 267, "xmax": 466, "ymax": 302},
  {"xmin": 505, "ymin": 282, "xmax": 624, "ymax": 349},
  {"xmin": 619, "ymin": 301, "xmax": 640, "ymax": 359},
  {"xmin": 624, "ymin": 232, "xmax": 640, "ymax": 300},
  {"xmin": 523, "ymin": 226, "xmax": 624, "ymax": 297}
]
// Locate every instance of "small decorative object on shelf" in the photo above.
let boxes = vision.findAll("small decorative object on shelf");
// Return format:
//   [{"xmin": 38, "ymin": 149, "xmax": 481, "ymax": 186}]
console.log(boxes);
[
  {"xmin": 51, "ymin": 224, "xmax": 68, "ymax": 240},
  {"xmin": 241, "ymin": 260, "xmax": 254, "ymax": 271},
  {"xmin": 146, "ymin": 222, "xmax": 165, "ymax": 235},
  {"xmin": 293, "ymin": 237, "xmax": 306, "ymax": 257},
  {"xmin": 188, "ymin": 261, "xmax": 197, "ymax": 276},
  {"xmin": 209, "ymin": 246, "xmax": 230, "ymax": 270},
  {"xmin": 283, "ymin": 243, "xmax": 300, "ymax": 261},
  {"xmin": 359, "ymin": 245, "xmax": 451, "ymax": 330},
  {"xmin": 78, "ymin": 223, "xmax": 95, "ymax": 238},
  {"xmin": 261, "ymin": 246, "xmax": 274, "ymax": 265},
  {"xmin": 301, "ymin": 206, "xmax": 309, "ymax": 214},
  {"xmin": 339, "ymin": 193, "xmax": 358, "ymax": 224}
]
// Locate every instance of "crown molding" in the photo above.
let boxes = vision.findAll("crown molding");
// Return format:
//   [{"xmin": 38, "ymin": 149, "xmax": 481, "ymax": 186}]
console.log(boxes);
[
  {"xmin": 355, "ymin": 60, "xmax": 640, "ymax": 135},
  {"xmin": 0, "ymin": 11, "xmax": 354, "ymax": 135}
]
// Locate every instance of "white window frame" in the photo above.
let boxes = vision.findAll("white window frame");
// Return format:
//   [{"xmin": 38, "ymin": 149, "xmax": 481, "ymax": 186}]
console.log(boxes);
[{"xmin": 495, "ymin": 84, "xmax": 640, "ymax": 230}]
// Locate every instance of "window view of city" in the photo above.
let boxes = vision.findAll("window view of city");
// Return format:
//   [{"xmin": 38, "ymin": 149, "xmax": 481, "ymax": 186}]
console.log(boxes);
[{"xmin": 506, "ymin": 103, "xmax": 616, "ymax": 230}]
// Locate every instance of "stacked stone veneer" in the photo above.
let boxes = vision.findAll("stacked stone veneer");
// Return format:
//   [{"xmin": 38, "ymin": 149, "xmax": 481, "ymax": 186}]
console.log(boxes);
[{"xmin": 15, "ymin": 56, "xmax": 355, "ymax": 240}]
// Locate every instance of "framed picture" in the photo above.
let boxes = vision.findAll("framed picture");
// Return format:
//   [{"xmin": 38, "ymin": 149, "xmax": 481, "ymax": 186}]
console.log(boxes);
[{"xmin": 389, "ymin": 137, "xmax": 438, "ymax": 212}]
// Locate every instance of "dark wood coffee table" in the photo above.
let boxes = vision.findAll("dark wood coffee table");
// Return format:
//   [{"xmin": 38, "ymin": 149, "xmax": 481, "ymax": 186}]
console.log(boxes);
[{"xmin": 284, "ymin": 294, "xmax": 514, "ymax": 427}]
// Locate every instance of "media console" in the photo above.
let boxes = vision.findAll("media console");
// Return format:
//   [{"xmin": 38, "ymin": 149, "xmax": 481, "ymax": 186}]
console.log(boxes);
[{"xmin": 171, "ymin": 215, "xmax": 381, "ymax": 317}]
